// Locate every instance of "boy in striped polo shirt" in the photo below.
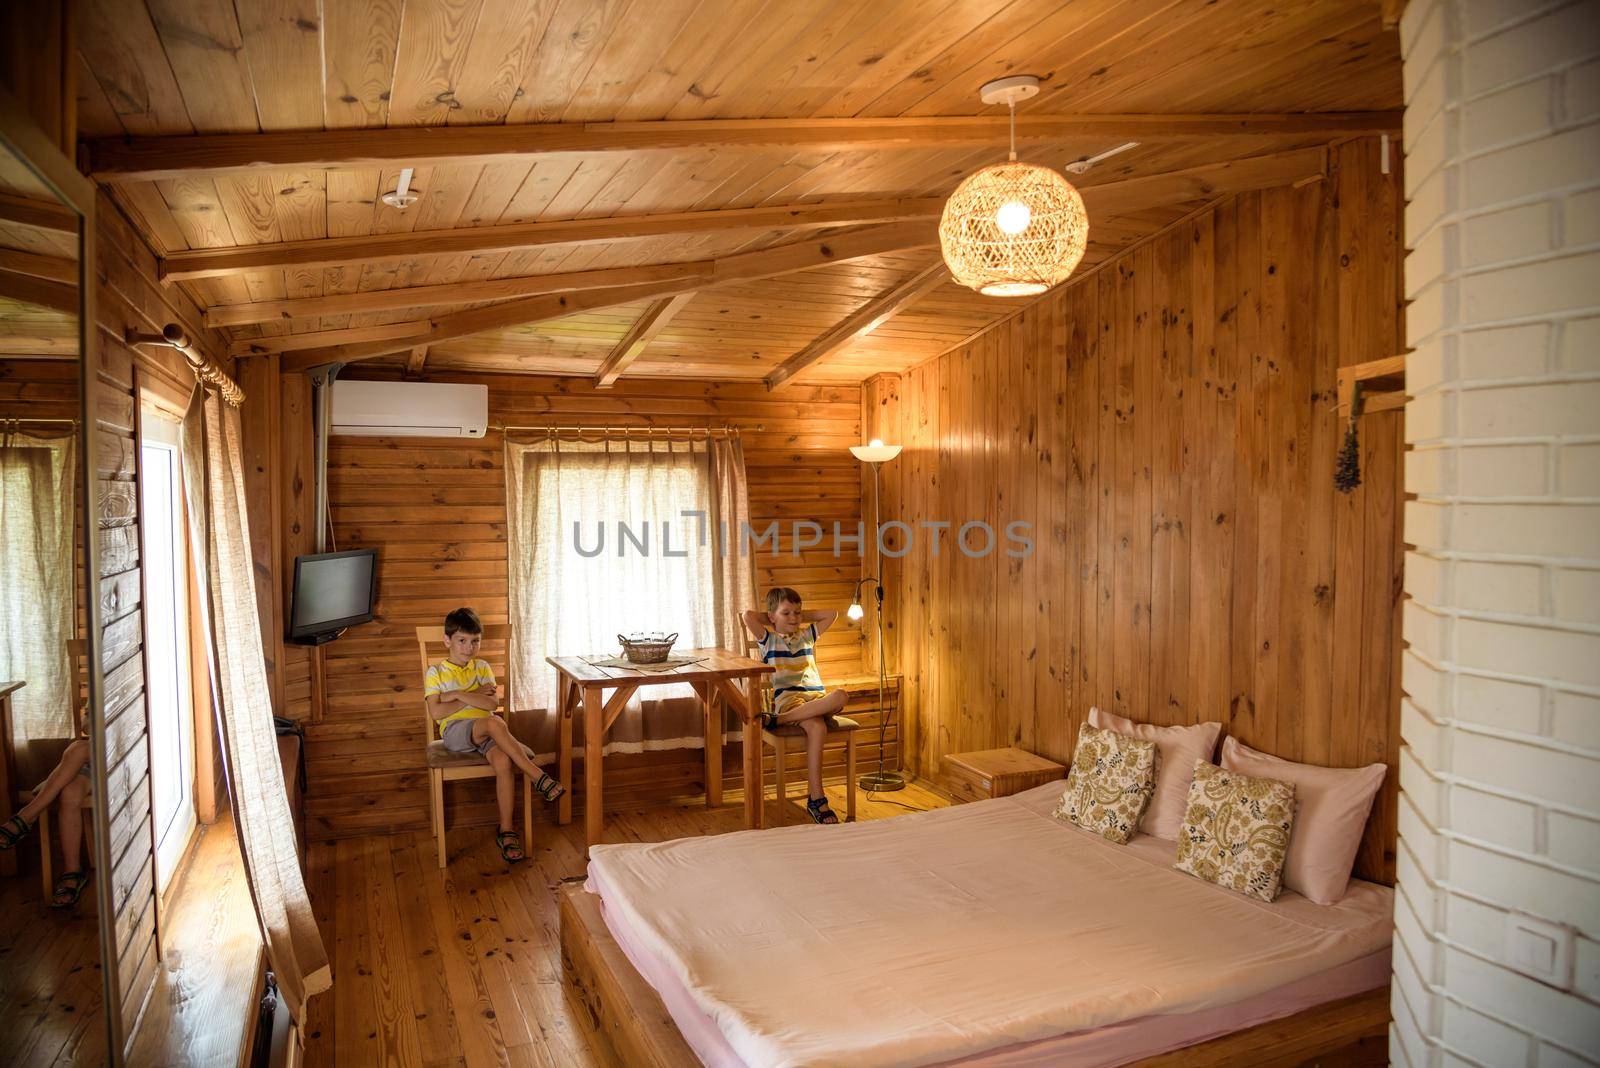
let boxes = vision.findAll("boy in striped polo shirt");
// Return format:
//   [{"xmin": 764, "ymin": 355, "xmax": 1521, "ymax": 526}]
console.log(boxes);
[{"xmin": 742, "ymin": 587, "xmax": 848, "ymax": 824}]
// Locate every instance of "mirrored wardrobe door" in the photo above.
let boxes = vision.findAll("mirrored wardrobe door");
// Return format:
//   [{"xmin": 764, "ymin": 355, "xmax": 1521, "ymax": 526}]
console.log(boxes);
[{"xmin": 0, "ymin": 131, "xmax": 109, "ymax": 1062}]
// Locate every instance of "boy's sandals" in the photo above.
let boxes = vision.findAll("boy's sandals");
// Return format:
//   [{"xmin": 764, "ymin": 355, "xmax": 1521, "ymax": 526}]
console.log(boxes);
[
  {"xmin": 496, "ymin": 831, "xmax": 526, "ymax": 864},
  {"xmin": 806, "ymin": 797, "xmax": 840, "ymax": 825},
  {"xmin": 0, "ymin": 814, "xmax": 33, "ymax": 850},
  {"xmin": 532, "ymin": 772, "xmax": 565, "ymax": 803},
  {"xmin": 51, "ymin": 871, "xmax": 89, "ymax": 909}
]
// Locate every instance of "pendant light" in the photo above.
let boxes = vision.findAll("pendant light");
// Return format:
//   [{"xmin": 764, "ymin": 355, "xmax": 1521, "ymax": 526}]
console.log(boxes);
[{"xmin": 938, "ymin": 76, "xmax": 1089, "ymax": 297}]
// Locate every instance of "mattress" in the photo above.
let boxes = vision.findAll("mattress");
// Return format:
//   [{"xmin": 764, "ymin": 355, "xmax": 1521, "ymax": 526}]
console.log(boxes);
[{"xmin": 584, "ymin": 781, "xmax": 1394, "ymax": 1068}]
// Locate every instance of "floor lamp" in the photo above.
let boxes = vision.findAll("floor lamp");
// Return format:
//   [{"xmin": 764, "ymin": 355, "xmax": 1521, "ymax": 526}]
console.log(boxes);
[{"xmin": 849, "ymin": 439, "xmax": 904, "ymax": 793}]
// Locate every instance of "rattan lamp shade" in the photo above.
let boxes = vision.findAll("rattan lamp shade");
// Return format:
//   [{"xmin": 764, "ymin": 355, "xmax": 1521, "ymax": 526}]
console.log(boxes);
[{"xmin": 938, "ymin": 161, "xmax": 1090, "ymax": 297}]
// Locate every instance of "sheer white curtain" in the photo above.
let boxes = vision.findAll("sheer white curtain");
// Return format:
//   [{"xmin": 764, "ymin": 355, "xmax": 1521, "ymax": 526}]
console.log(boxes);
[
  {"xmin": 505, "ymin": 434, "xmax": 754, "ymax": 758},
  {"xmin": 182, "ymin": 388, "xmax": 329, "ymax": 1027},
  {"xmin": 0, "ymin": 428, "xmax": 77, "ymax": 768}
]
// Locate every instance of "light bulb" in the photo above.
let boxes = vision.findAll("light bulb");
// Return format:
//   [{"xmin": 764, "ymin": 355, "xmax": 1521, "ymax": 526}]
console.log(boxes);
[
  {"xmin": 869, "ymin": 438, "xmax": 883, "ymax": 448},
  {"xmin": 847, "ymin": 602, "xmax": 864, "ymax": 621},
  {"xmin": 995, "ymin": 199, "xmax": 1031, "ymax": 235}
]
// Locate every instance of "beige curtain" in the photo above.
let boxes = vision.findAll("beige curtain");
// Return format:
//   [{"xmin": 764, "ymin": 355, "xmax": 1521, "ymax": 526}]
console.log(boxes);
[
  {"xmin": 0, "ymin": 428, "xmax": 77, "ymax": 774},
  {"xmin": 505, "ymin": 434, "xmax": 754, "ymax": 758},
  {"xmin": 182, "ymin": 388, "xmax": 329, "ymax": 1026}
]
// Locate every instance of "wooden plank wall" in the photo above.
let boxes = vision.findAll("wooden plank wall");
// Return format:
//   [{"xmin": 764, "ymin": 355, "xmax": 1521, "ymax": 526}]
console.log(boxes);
[
  {"xmin": 91, "ymin": 191, "xmax": 219, "ymax": 1046},
  {"xmin": 267, "ymin": 369, "xmax": 876, "ymax": 841},
  {"xmin": 877, "ymin": 138, "xmax": 1405, "ymax": 884},
  {"xmin": 0, "ymin": 359, "xmax": 78, "ymax": 418}
]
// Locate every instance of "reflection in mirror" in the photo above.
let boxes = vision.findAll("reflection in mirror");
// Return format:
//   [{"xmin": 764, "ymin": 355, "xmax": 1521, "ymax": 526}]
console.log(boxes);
[{"xmin": 0, "ymin": 137, "xmax": 102, "ymax": 1059}]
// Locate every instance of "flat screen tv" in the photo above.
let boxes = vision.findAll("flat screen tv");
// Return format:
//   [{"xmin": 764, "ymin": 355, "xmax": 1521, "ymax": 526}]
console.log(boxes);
[{"xmin": 288, "ymin": 549, "xmax": 378, "ymax": 645}]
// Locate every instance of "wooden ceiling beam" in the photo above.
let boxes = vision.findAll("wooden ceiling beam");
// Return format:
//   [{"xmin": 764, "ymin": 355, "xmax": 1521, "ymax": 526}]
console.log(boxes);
[
  {"xmin": 205, "ymin": 149, "xmax": 1325, "ymax": 328},
  {"xmin": 0, "ymin": 248, "xmax": 76, "ymax": 283},
  {"xmin": 404, "ymin": 346, "xmax": 428, "ymax": 377},
  {"xmin": 0, "ymin": 191, "xmax": 77, "ymax": 233},
  {"xmin": 163, "ymin": 197, "xmax": 946, "ymax": 283},
  {"xmin": 594, "ymin": 293, "xmax": 698, "ymax": 388},
  {"xmin": 228, "ymin": 320, "xmax": 431, "ymax": 357},
  {"xmin": 87, "ymin": 113, "xmax": 1403, "ymax": 183},
  {"xmin": 278, "ymin": 221, "xmax": 936, "ymax": 372},
  {"xmin": 765, "ymin": 261, "xmax": 949, "ymax": 390},
  {"xmin": 207, "ymin": 260, "xmax": 709, "ymax": 327},
  {"xmin": 1078, "ymin": 146, "xmax": 1327, "ymax": 215},
  {"xmin": 0, "ymin": 270, "xmax": 76, "ymax": 314}
]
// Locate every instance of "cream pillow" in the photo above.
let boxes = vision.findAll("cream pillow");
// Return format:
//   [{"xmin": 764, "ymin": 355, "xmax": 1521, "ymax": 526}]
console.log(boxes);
[
  {"xmin": 1053, "ymin": 722, "xmax": 1157, "ymax": 844},
  {"xmin": 1089, "ymin": 707, "xmax": 1222, "ymax": 840},
  {"xmin": 1174, "ymin": 760, "xmax": 1296, "ymax": 902},
  {"xmin": 1220, "ymin": 737, "xmax": 1387, "ymax": 905}
]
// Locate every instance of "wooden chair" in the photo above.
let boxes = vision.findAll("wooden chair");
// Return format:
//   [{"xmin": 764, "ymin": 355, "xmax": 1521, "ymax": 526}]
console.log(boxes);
[
  {"xmin": 22, "ymin": 639, "xmax": 92, "ymax": 897},
  {"xmin": 746, "ymin": 638, "xmax": 859, "ymax": 824},
  {"xmin": 415, "ymin": 625, "xmax": 535, "ymax": 868}
]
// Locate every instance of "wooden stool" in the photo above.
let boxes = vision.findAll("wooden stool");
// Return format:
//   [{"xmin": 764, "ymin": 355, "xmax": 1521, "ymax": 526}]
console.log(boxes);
[{"xmin": 762, "ymin": 716, "xmax": 860, "ymax": 824}]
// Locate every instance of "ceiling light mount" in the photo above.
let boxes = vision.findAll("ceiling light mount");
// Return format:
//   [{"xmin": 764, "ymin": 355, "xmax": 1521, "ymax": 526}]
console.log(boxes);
[
  {"xmin": 977, "ymin": 75, "xmax": 1041, "ymax": 108},
  {"xmin": 380, "ymin": 167, "xmax": 421, "ymax": 211}
]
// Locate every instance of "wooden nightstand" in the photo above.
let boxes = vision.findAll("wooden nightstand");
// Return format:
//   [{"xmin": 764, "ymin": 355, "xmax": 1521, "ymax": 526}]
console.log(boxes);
[{"xmin": 942, "ymin": 747, "xmax": 1066, "ymax": 803}]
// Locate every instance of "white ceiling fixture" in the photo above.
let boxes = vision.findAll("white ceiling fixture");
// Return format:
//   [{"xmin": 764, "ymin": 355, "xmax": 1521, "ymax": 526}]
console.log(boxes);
[
  {"xmin": 380, "ymin": 167, "xmax": 420, "ymax": 210},
  {"xmin": 1064, "ymin": 141, "xmax": 1141, "ymax": 175}
]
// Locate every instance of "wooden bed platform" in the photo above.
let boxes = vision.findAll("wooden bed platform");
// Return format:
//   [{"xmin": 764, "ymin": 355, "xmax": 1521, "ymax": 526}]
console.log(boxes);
[{"xmin": 559, "ymin": 885, "xmax": 1390, "ymax": 1068}]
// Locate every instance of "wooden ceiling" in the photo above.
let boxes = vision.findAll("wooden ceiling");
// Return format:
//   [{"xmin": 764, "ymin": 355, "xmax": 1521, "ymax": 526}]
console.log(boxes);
[
  {"xmin": 75, "ymin": 0, "xmax": 1401, "ymax": 385},
  {"xmin": 0, "ymin": 148, "xmax": 79, "ymax": 357}
]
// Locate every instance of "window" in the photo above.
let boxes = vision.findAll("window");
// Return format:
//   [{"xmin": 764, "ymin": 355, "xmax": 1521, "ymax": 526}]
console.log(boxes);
[
  {"xmin": 139, "ymin": 412, "xmax": 196, "ymax": 890},
  {"xmin": 505, "ymin": 436, "xmax": 754, "ymax": 758}
]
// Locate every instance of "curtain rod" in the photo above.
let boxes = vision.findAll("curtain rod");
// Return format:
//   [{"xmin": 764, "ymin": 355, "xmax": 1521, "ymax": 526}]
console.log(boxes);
[
  {"xmin": 496, "ymin": 423, "xmax": 753, "ymax": 435},
  {"xmin": 126, "ymin": 323, "xmax": 246, "ymax": 408},
  {"xmin": 1, "ymin": 417, "xmax": 79, "ymax": 426}
]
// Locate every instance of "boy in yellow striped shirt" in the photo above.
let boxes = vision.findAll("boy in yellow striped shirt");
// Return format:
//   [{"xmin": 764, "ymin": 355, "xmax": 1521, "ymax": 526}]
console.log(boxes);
[
  {"xmin": 742, "ymin": 587, "xmax": 848, "ymax": 824},
  {"xmin": 424, "ymin": 607, "xmax": 563, "ymax": 863}
]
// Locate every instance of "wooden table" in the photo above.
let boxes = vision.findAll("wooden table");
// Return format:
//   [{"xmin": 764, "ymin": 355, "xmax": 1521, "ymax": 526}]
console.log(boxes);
[
  {"xmin": 0, "ymin": 681, "xmax": 24, "ymax": 877},
  {"xmin": 547, "ymin": 650, "xmax": 773, "ymax": 848}
]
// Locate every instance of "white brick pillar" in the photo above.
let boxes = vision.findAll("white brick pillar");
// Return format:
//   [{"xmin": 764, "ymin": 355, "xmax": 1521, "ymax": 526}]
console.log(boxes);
[{"xmin": 1396, "ymin": 1, "xmax": 1600, "ymax": 1065}]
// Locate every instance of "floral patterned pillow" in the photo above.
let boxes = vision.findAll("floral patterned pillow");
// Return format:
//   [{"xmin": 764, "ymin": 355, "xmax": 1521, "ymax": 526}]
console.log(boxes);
[
  {"xmin": 1052, "ymin": 722, "xmax": 1158, "ymax": 844},
  {"xmin": 1174, "ymin": 760, "xmax": 1297, "ymax": 902}
]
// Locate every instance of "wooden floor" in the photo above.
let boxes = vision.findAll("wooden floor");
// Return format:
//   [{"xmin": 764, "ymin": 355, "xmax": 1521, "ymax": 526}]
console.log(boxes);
[
  {"xmin": 0, "ymin": 832, "xmax": 106, "ymax": 1067},
  {"xmin": 302, "ymin": 780, "xmax": 953, "ymax": 1068},
  {"xmin": 0, "ymin": 809, "xmax": 262, "ymax": 1068}
]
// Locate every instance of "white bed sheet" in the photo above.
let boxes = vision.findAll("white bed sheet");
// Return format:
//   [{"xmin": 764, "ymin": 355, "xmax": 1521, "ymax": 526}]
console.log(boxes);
[{"xmin": 584, "ymin": 781, "xmax": 1394, "ymax": 1068}]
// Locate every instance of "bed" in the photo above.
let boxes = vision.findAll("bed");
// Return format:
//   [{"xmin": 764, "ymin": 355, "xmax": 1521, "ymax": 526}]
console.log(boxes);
[{"xmin": 561, "ymin": 782, "xmax": 1393, "ymax": 1068}]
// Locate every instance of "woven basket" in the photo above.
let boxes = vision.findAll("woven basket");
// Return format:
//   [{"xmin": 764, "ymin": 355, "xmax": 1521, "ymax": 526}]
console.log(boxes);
[{"xmin": 617, "ymin": 632, "xmax": 678, "ymax": 664}]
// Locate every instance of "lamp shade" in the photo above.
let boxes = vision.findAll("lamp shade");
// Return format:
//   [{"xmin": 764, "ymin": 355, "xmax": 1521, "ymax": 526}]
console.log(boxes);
[
  {"xmin": 939, "ymin": 161, "xmax": 1089, "ymax": 297},
  {"xmin": 849, "ymin": 443, "xmax": 902, "ymax": 463}
]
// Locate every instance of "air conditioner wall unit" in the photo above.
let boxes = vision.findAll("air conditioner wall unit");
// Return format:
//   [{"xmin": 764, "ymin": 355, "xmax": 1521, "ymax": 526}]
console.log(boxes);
[{"xmin": 331, "ymin": 380, "xmax": 488, "ymax": 438}]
